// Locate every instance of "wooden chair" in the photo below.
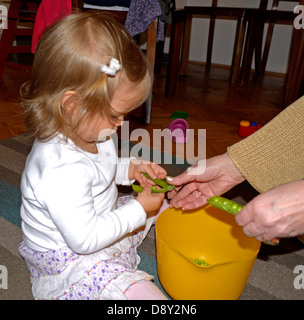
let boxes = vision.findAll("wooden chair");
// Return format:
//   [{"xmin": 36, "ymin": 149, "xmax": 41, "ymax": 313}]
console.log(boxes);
[
  {"xmin": 240, "ymin": 1, "xmax": 298, "ymax": 85},
  {"xmin": 165, "ymin": 5, "xmax": 250, "ymax": 97},
  {"xmin": 178, "ymin": 0, "xmax": 279, "ymax": 85},
  {"xmin": 73, "ymin": 0, "xmax": 159, "ymax": 124},
  {"xmin": 254, "ymin": 0, "xmax": 299, "ymax": 76},
  {"xmin": 284, "ymin": 0, "xmax": 304, "ymax": 107},
  {"xmin": 165, "ymin": 1, "xmax": 298, "ymax": 97},
  {"xmin": 0, "ymin": 0, "xmax": 40, "ymax": 78}
]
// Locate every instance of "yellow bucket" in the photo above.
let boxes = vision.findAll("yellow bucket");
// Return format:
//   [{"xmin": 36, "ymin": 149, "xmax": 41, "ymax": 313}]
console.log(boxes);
[{"xmin": 155, "ymin": 205, "xmax": 261, "ymax": 300}]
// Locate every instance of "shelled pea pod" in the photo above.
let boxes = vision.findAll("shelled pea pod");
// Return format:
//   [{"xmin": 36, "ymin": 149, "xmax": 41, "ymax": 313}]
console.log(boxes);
[
  {"xmin": 207, "ymin": 196, "xmax": 280, "ymax": 246},
  {"xmin": 141, "ymin": 172, "xmax": 170, "ymax": 189},
  {"xmin": 131, "ymin": 172, "xmax": 175, "ymax": 193}
]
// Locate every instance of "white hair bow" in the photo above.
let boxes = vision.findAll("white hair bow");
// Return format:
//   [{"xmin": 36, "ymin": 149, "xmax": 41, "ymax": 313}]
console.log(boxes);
[{"xmin": 100, "ymin": 58, "xmax": 121, "ymax": 76}]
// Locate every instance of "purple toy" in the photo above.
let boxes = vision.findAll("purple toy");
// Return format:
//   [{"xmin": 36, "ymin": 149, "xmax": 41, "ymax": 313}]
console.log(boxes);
[{"xmin": 168, "ymin": 118, "xmax": 189, "ymax": 143}]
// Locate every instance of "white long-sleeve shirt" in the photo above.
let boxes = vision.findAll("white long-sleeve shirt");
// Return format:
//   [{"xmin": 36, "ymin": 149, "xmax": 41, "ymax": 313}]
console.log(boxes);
[{"xmin": 20, "ymin": 135, "xmax": 147, "ymax": 254}]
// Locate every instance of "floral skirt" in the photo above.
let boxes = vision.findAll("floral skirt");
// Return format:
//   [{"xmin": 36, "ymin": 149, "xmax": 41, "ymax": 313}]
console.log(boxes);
[{"xmin": 18, "ymin": 196, "xmax": 157, "ymax": 300}]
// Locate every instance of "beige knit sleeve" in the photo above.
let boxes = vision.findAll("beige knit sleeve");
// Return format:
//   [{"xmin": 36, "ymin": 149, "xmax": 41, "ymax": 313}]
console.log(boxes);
[{"xmin": 227, "ymin": 96, "xmax": 304, "ymax": 193}]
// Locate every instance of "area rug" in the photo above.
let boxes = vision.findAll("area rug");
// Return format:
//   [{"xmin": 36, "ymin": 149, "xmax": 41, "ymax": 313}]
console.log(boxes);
[{"xmin": 0, "ymin": 134, "xmax": 304, "ymax": 300}]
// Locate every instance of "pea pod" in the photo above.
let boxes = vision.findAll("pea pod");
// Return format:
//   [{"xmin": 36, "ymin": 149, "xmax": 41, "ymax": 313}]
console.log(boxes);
[
  {"xmin": 132, "ymin": 172, "xmax": 175, "ymax": 193},
  {"xmin": 132, "ymin": 184, "xmax": 173, "ymax": 193},
  {"xmin": 141, "ymin": 172, "xmax": 169, "ymax": 189},
  {"xmin": 207, "ymin": 196, "xmax": 243, "ymax": 216},
  {"xmin": 132, "ymin": 184, "xmax": 145, "ymax": 193},
  {"xmin": 207, "ymin": 196, "xmax": 280, "ymax": 246}
]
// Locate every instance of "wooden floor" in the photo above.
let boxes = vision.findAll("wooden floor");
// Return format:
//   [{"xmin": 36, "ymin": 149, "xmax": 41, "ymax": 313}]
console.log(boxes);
[
  {"xmin": 0, "ymin": 62, "xmax": 285, "ymax": 159},
  {"xmin": 130, "ymin": 62, "xmax": 285, "ymax": 159}
]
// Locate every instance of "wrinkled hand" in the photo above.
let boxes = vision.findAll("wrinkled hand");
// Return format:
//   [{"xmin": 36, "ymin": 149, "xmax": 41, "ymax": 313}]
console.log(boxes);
[
  {"xmin": 235, "ymin": 180, "xmax": 304, "ymax": 241},
  {"xmin": 167, "ymin": 152, "xmax": 244, "ymax": 210}
]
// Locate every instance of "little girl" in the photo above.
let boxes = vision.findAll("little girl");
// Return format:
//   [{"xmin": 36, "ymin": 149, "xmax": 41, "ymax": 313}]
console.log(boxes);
[{"xmin": 18, "ymin": 12, "xmax": 169, "ymax": 300}]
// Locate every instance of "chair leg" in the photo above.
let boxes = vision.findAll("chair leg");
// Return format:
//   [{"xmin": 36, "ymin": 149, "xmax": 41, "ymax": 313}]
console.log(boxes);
[
  {"xmin": 253, "ymin": 17, "xmax": 266, "ymax": 75},
  {"xmin": 165, "ymin": 10, "xmax": 185, "ymax": 98},
  {"xmin": 145, "ymin": 18, "xmax": 158, "ymax": 69},
  {"xmin": 180, "ymin": 13, "xmax": 191, "ymax": 76},
  {"xmin": 141, "ymin": 92, "xmax": 152, "ymax": 124},
  {"xmin": 206, "ymin": 0, "xmax": 217, "ymax": 70},
  {"xmin": 0, "ymin": 0, "xmax": 23, "ymax": 78},
  {"xmin": 141, "ymin": 18, "xmax": 157, "ymax": 124},
  {"xmin": 258, "ymin": 21, "xmax": 275, "ymax": 74},
  {"xmin": 0, "ymin": 22, "xmax": 13, "ymax": 78},
  {"xmin": 206, "ymin": 14, "xmax": 216, "ymax": 70},
  {"xmin": 230, "ymin": 15, "xmax": 247, "ymax": 84},
  {"xmin": 257, "ymin": 0, "xmax": 280, "ymax": 75},
  {"xmin": 284, "ymin": 27, "xmax": 304, "ymax": 107},
  {"xmin": 240, "ymin": 15, "xmax": 257, "ymax": 86},
  {"xmin": 0, "ymin": 0, "xmax": 37, "ymax": 78}
]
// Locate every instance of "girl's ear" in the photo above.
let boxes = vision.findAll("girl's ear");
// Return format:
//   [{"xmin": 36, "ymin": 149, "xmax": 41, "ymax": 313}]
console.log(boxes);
[{"xmin": 61, "ymin": 91, "xmax": 81, "ymax": 113}]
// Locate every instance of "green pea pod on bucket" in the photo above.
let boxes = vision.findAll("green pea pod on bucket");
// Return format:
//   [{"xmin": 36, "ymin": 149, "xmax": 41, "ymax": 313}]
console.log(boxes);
[{"xmin": 207, "ymin": 196, "xmax": 280, "ymax": 246}]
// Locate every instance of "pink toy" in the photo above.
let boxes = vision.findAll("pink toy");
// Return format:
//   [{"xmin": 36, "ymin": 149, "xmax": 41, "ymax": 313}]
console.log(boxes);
[
  {"xmin": 238, "ymin": 120, "xmax": 262, "ymax": 138},
  {"xmin": 168, "ymin": 118, "xmax": 189, "ymax": 143}
]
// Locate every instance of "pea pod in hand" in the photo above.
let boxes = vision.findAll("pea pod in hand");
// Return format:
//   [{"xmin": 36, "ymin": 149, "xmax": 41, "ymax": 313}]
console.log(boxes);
[
  {"xmin": 207, "ymin": 196, "xmax": 242, "ymax": 215},
  {"xmin": 141, "ymin": 172, "xmax": 170, "ymax": 189},
  {"xmin": 207, "ymin": 196, "xmax": 280, "ymax": 246},
  {"xmin": 132, "ymin": 184, "xmax": 173, "ymax": 193},
  {"xmin": 132, "ymin": 172, "xmax": 175, "ymax": 193}
]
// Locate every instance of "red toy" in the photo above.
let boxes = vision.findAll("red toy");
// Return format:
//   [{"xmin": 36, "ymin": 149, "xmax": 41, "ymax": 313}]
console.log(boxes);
[{"xmin": 237, "ymin": 120, "xmax": 262, "ymax": 138}]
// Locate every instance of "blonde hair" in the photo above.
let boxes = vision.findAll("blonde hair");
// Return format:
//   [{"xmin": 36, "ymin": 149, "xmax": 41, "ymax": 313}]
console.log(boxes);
[{"xmin": 21, "ymin": 12, "xmax": 152, "ymax": 141}]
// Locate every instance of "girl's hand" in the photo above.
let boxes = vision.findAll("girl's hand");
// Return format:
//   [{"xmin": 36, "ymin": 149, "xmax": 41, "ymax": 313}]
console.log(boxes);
[
  {"xmin": 235, "ymin": 180, "xmax": 304, "ymax": 241},
  {"xmin": 136, "ymin": 184, "xmax": 165, "ymax": 214},
  {"xmin": 129, "ymin": 160, "xmax": 166, "ymax": 213},
  {"xmin": 129, "ymin": 159, "xmax": 167, "ymax": 185}
]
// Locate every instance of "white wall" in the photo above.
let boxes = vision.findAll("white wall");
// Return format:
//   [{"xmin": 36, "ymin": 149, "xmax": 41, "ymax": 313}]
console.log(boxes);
[{"xmin": 168, "ymin": 0, "xmax": 296, "ymax": 74}]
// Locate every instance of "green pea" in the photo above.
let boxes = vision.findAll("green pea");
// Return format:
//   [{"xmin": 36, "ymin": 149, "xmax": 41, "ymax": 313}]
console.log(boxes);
[
  {"xmin": 191, "ymin": 258, "xmax": 209, "ymax": 266},
  {"xmin": 207, "ymin": 196, "xmax": 243, "ymax": 216}
]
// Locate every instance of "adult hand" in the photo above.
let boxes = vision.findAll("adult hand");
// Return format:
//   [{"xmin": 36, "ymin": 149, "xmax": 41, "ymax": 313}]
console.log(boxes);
[
  {"xmin": 167, "ymin": 152, "xmax": 245, "ymax": 210},
  {"xmin": 235, "ymin": 180, "xmax": 304, "ymax": 241}
]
